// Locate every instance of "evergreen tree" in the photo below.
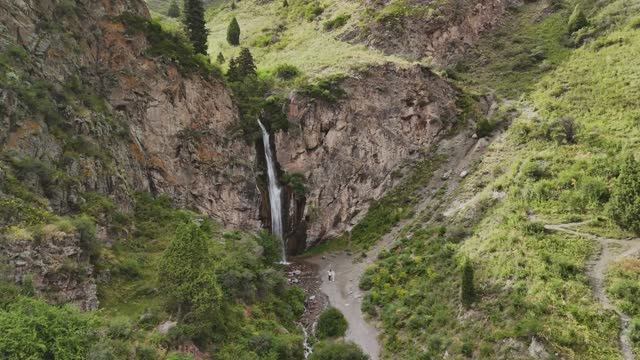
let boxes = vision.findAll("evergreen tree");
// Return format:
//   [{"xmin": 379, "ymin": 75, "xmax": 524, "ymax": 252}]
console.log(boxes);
[
  {"xmin": 167, "ymin": 0, "xmax": 180, "ymax": 18},
  {"xmin": 610, "ymin": 155, "xmax": 640, "ymax": 233},
  {"xmin": 283, "ymin": 0, "xmax": 289, "ymax": 7},
  {"xmin": 158, "ymin": 222, "xmax": 222, "ymax": 319},
  {"xmin": 237, "ymin": 47, "xmax": 257, "ymax": 78},
  {"xmin": 183, "ymin": 0, "xmax": 208, "ymax": 54},
  {"xmin": 216, "ymin": 51, "xmax": 225, "ymax": 64},
  {"xmin": 227, "ymin": 57, "xmax": 239, "ymax": 81},
  {"xmin": 227, "ymin": 17, "xmax": 241, "ymax": 46},
  {"xmin": 461, "ymin": 260, "xmax": 475, "ymax": 308}
]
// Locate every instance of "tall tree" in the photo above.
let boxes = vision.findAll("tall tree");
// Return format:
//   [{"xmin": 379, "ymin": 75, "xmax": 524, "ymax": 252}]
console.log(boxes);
[
  {"xmin": 183, "ymin": 0, "xmax": 208, "ymax": 54},
  {"xmin": 227, "ymin": 17, "xmax": 241, "ymax": 46},
  {"xmin": 236, "ymin": 47, "xmax": 256, "ymax": 78},
  {"xmin": 158, "ymin": 222, "xmax": 221, "ymax": 318},
  {"xmin": 227, "ymin": 56, "xmax": 239, "ymax": 81},
  {"xmin": 461, "ymin": 259, "xmax": 475, "ymax": 308},
  {"xmin": 167, "ymin": 0, "xmax": 180, "ymax": 18}
]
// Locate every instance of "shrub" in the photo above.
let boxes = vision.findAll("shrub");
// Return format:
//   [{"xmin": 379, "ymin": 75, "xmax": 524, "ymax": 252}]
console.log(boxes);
[
  {"xmin": 568, "ymin": 5, "xmax": 588, "ymax": 33},
  {"xmin": 461, "ymin": 260, "xmax": 475, "ymax": 308},
  {"xmin": 609, "ymin": 155, "xmax": 640, "ymax": 234},
  {"xmin": 323, "ymin": 14, "xmax": 351, "ymax": 31},
  {"xmin": 120, "ymin": 14, "xmax": 217, "ymax": 75},
  {"xmin": 274, "ymin": 64, "xmax": 301, "ymax": 80},
  {"xmin": 549, "ymin": 117, "xmax": 578, "ymax": 144},
  {"xmin": 316, "ymin": 307, "xmax": 348, "ymax": 339},
  {"xmin": 299, "ymin": 74, "xmax": 347, "ymax": 103},
  {"xmin": 475, "ymin": 118, "xmax": 495, "ymax": 138},
  {"xmin": 309, "ymin": 340, "xmax": 368, "ymax": 360},
  {"xmin": 0, "ymin": 296, "xmax": 98, "ymax": 359}
]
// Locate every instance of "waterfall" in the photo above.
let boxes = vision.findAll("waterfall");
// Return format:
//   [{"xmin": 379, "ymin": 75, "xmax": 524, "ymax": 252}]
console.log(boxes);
[{"xmin": 257, "ymin": 119, "xmax": 286, "ymax": 263}]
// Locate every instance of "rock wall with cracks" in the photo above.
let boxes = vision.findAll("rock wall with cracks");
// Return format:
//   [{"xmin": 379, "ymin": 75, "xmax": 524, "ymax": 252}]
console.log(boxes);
[
  {"xmin": 0, "ymin": 0, "xmax": 260, "ymax": 306},
  {"xmin": 276, "ymin": 64, "xmax": 460, "ymax": 246}
]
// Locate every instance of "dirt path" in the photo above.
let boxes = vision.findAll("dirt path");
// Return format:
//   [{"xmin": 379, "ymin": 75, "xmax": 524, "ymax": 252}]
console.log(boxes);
[
  {"xmin": 299, "ymin": 129, "xmax": 492, "ymax": 359},
  {"xmin": 544, "ymin": 221, "xmax": 640, "ymax": 360}
]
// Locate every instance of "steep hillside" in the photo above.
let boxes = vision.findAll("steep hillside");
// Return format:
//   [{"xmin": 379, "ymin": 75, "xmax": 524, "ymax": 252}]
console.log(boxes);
[
  {"xmin": 354, "ymin": 0, "xmax": 640, "ymax": 358},
  {"xmin": 0, "ymin": 0, "xmax": 303, "ymax": 358}
]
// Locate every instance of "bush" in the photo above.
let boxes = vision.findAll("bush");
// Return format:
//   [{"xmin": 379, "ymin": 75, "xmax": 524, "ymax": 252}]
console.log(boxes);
[
  {"xmin": 568, "ymin": 5, "xmax": 588, "ymax": 33},
  {"xmin": 299, "ymin": 74, "xmax": 347, "ymax": 103},
  {"xmin": 309, "ymin": 340, "xmax": 368, "ymax": 360},
  {"xmin": 119, "ymin": 14, "xmax": 218, "ymax": 76},
  {"xmin": 316, "ymin": 307, "xmax": 348, "ymax": 339},
  {"xmin": 461, "ymin": 260, "xmax": 475, "ymax": 308},
  {"xmin": 323, "ymin": 14, "xmax": 351, "ymax": 31},
  {"xmin": 0, "ymin": 296, "xmax": 98, "ymax": 359},
  {"xmin": 475, "ymin": 118, "xmax": 495, "ymax": 138},
  {"xmin": 609, "ymin": 155, "xmax": 640, "ymax": 234},
  {"xmin": 274, "ymin": 64, "xmax": 301, "ymax": 80}
]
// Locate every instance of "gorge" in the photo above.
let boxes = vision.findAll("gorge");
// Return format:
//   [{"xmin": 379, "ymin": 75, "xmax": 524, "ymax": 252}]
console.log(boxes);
[{"xmin": 1, "ymin": 0, "xmax": 640, "ymax": 359}]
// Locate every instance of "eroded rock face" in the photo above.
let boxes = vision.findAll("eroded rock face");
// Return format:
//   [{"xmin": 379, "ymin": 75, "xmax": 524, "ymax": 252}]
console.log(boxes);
[
  {"xmin": 0, "ymin": 229, "xmax": 98, "ymax": 310},
  {"xmin": 359, "ymin": 0, "xmax": 520, "ymax": 65},
  {"xmin": 0, "ymin": 0, "xmax": 259, "ymax": 229},
  {"xmin": 0, "ymin": 0, "xmax": 259, "ymax": 306},
  {"xmin": 276, "ymin": 64, "xmax": 459, "ymax": 245}
]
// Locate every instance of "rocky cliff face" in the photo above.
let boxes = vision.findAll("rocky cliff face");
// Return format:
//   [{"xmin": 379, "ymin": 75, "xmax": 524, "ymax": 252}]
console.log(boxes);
[
  {"xmin": 276, "ymin": 64, "xmax": 459, "ymax": 246},
  {"xmin": 359, "ymin": 0, "xmax": 519, "ymax": 65},
  {"xmin": 0, "ymin": 0, "xmax": 259, "ymax": 306},
  {"xmin": 0, "ymin": 0, "xmax": 259, "ymax": 226}
]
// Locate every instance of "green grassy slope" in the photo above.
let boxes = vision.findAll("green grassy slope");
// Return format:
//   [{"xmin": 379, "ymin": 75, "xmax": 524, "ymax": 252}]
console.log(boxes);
[
  {"xmin": 205, "ymin": 0, "xmax": 408, "ymax": 76},
  {"xmin": 359, "ymin": 0, "xmax": 640, "ymax": 358}
]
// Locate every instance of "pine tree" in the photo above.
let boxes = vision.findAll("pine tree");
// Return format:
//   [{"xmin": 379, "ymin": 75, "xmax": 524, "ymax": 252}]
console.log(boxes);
[
  {"xmin": 167, "ymin": 0, "xmax": 180, "ymax": 18},
  {"xmin": 237, "ymin": 47, "xmax": 257, "ymax": 78},
  {"xmin": 216, "ymin": 52, "xmax": 225, "ymax": 64},
  {"xmin": 461, "ymin": 260, "xmax": 475, "ymax": 308},
  {"xmin": 227, "ymin": 57, "xmax": 239, "ymax": 81},
  {"xmin": 183, "ymin": 0, "xmax": 208, "ymax": 54},
  {"xmin": 283, "ymin": 0, "xmax": 289, "ymax": 7},
  {"xmin": 227, "ymin": 17, "xmax": 241, "ymax": 46}
]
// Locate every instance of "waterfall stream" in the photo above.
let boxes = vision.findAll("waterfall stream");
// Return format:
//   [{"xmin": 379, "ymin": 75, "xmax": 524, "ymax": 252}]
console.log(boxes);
[{"xmin": 257, "ymin": 119, "xmax": 287, "ymax": 263}]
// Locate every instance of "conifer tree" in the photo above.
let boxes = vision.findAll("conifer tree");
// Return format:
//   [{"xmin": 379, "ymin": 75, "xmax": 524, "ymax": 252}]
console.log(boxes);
[
  {"xmin": 227, "ymin": 17, "xmax": 241, "ymax": 46},
  {"xmin": 237, "ymin": 47, "xmax": 256, "ymax": 78},
  {"xmin": 183, "ymin": 0, "xmax": 208, "ymax": 54},
  {"xmin": 216, "ymin": 52, "xmax": 225, "ymax": 64},
  {"xmin": 227, "ymin": 57, "xmax": 239, "ymax": 81},
  {"xmin": 461, "ymin": 260, "xmax": 475, "ymax": 308},
  {"xmin": 167, "ymin": 0, "xmax": 180, "ymax": 18},
  {"xmin": 283, "ymin": 0, "xmax": 289, "ymax": 7}
]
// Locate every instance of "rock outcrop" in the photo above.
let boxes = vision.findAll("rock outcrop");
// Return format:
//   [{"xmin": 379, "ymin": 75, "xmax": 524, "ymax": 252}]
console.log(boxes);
[
  {"xmin": 0, "ymin": 228, "xmax": 98, "ymax": 310},
  {"xmin": 358, "ymin": 0, "xmax": 519, "ymax": 65},
  {"xmin": 0, "ymin": 0, "xmax": 259, "ymax": 306},
  {"xmin": 277, "ymin": 64, "xmax": 459, "ymax": 245},
  {"xmin": 0, "ymin": 0, "xmax": 259, "ymax": 228}
]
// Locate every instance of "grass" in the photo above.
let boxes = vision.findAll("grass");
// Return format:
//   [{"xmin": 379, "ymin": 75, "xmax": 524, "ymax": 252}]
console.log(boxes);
[
  {"xmin": 359, "ymin": 0, "xmax": 640, "ymax": 357},
  {"xmin": 206, "ymin": 0, "xmax": 409, "ymax": 77}
]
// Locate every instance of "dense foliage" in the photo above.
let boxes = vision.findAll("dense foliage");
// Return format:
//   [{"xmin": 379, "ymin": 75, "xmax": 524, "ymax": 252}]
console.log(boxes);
[
  {"xmin": 309, "ymin": 340, "xmax": 369, "ymax": 360},
  {"xmin": 609, "ymin": 155, "xmax": 640, "ymax": 234},
  {"xmin": 316, "ymin": 307, "xmax": 348, "ymax": 339},
  {"xmin": 0, "ymin": 297, "xmax": 97, "ymax": 359},
  {"xmin": 167, "ymin": 0, "xmax": 180, "ymax": 18}
]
